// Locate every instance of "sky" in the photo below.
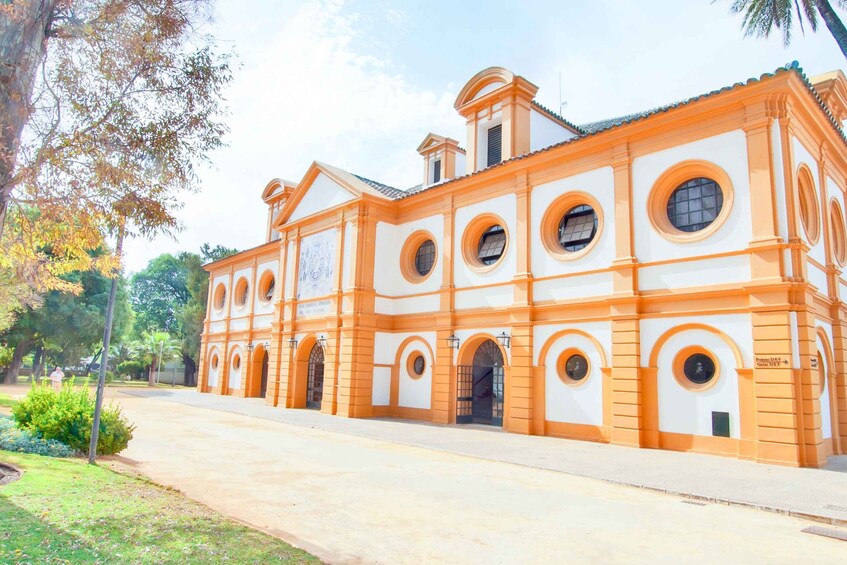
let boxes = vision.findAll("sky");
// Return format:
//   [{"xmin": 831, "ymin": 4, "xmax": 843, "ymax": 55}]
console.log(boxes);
[{"xmin": 121, "ymin": 0, "xmax": 846, "ymax": 272}]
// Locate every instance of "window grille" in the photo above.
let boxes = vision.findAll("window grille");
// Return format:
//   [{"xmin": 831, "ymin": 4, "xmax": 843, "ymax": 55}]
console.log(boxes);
[
  {"xmin": 477, "ymin": 225, "xmax": 506, "ymax": 265},
  {"xmin": 666, "ymin": 177, "xmax": 723, "ymax": 232},
  {"xmin": 558, "ymin": 205, "xmax": 597, "ymax": 251}
]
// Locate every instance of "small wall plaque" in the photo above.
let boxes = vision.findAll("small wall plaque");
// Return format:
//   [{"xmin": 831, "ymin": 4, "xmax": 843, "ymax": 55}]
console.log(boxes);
[{"xmin": 754, "ymin": 355, "xmax": 790, "ymax": 368}]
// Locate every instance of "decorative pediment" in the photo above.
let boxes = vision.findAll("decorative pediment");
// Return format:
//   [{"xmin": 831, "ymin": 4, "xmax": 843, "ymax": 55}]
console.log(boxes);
[{"xmin": 274, "ymin": 162, "xmax": 394, "ymax": 227}]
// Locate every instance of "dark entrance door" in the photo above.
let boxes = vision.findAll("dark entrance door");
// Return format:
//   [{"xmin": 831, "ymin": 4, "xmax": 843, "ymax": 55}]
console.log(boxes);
[
  {"xmin": 306, "ymin": 343, "xmax": 324, "ymax": 409},
  {"xmin": 259, "ymin": 351, "xmax": 269, "ymax": 398},
  {"xmin": 457, "ymin": 339, "xmax": 504, "ymax": 426}
]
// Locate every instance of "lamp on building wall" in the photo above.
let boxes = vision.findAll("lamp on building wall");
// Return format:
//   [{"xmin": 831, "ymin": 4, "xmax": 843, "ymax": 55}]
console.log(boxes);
[
  {"xmin": 263, "ymin": 341, "xmax": 270, "ymax": 351},
  {"xmin": 446, "ymin": 335, "xmax": 460, "ymax": 350},
  {"xmin": 496, "ymin": 332, "xmax": 511, "ymax": 349},
  {"xmin": 317, "ymin": 335, "xmax": 328, "ymax": 349},
  {"xmin": 287, "ymin": 337, "xmax": 297, "ymax": 350},
  {"xmin": 246, "ymin": 343, "xmax": 254, "ymax": 353}
]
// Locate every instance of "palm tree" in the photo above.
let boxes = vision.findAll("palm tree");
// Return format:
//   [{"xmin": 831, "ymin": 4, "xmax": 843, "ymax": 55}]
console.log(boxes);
[
  {"xmin": 138, "ymin": 332, "xmax": 181, "ymax": 387},
  {"xmin": 727, "ymin": 0, "xmax": 847, "ymax": 60}
]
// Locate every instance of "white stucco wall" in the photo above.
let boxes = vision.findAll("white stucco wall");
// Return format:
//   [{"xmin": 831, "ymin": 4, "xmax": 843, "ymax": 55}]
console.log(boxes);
[
  {"xmin": 772, "ymin": 121, "xmax": 790, "ymax": 244},
  {"xmin": 540, "ymin": 330, "xmax": 606, "ymax": 426},
  {"xmin": 632, "ymin": 130, "xmax": 752, "ymax": 263},
  {"xmin": 639, "ymin": 254, "xmax": 750, "ymax": 292},
  {"xmin": 530, "ymin": 108, "xmax": 576, "ymax": 152},
  {"xmin": 288, "ymin": 172, "xmax": 354, "ymax": 222},
  {"xmin": 373, "ymin": 214, "xmax": 444, "ymax": 297},
  {"xmin": 530, "ymin": 167, "xmax": 615, "ymax": 279},
  {"xmin": 372, "ymin": 332, "xmax": 436, "ymax": 409},
  {"xmin": 374, "ymin": 294, "xmax": 440, "ymax": 315},
  {"xmin": 655, "ymin": 329, "xmax": 741, "ymax": 438},
  {"xmin": 206, "ymin": 347, "xmax": 220, "ymax": 387},
  {"xmin": 397, "ymin": 340, "xmax": 433, "ymax": 409},
  {"xmin": 209, "ymin": 274, "xmax": 230, "ymax": 322},
  {"xmin": 253, "ymin": 259, "xmax": 279, "ymax": 316},
  {"xmin": 640, "ymin": 314, "xmax": 753, "ymax": 368},
  {"xmin": 453, "ymin": 193, "xmax": 517, "ymax": 291},
  {"xmin": 228, "ymin": 344, "xmax": 243, "ymax": 390},
  {"xmin": 372, "ymin": 367, "xmax": 391, "ymax": 406},
  {"xmin": 533, "ymin": 272, "xmax": 614, "ymax": 303},
  {"xmin": 816, "ymin": 324, "xmax": 834, "ymax": 441}
]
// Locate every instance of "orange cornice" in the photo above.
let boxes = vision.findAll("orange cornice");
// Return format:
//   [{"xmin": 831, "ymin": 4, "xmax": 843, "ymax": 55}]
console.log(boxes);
[
  {"xmin": 416, "ymin": 133, "xmax": 464, "ymax": 155},
  {"xmin": 202, "ymin": 240, "xmax": 280, "ymax": 273},
  {"xmin": 811, "ymin": 70, "xmax": 847, "ymax": 121}
]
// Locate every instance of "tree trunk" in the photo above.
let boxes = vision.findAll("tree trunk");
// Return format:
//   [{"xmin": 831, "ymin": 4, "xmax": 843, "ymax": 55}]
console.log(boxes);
[
  {"xmin": 183, "ymin": 353, "xmax": 196, "ymax": 387},
  {"xmin": 0, "ymin": 0, "xmax": 56, "ymax": 240},
  {"xmin": 148, "ymin": 355, "xmax": 157, "ymax": 387},
  {"xmin": 816, "ymin": 0, "xmax": 847, "ymax": 61},
  {"xmin": 4, "ymin": 339, "xmax": 30, "ymax": 384},
  {"xmin": 31, "ymin": 343, "xmax": 42, "ymax": 382}
]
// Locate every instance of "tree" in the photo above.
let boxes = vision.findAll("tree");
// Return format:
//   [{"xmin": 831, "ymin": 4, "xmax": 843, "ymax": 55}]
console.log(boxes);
[
  {"xmin": 1, "ymin": 249, "xmax": 132, "ymax": 384},
  {"xmin": 726, "ymin": 0, "xmax": 847, "ymax": 59},
  {"xmin": 129, "ymin": 244, "xmax": 236, "ymax": 386},
  {"xmin": 0, "ymin": 0, "xmax": 232, "ymax": 329},
  {"xmin": 136, "ymin": 331, "xmax": 180, "ymax": 387}
]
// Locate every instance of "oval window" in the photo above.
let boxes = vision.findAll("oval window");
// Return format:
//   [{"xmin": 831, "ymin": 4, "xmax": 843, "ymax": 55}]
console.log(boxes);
[
  {"xmin": 232, "ymin": 354, "xmax": 241, "ymax": 371},
  {"xmin": 234, "ymin": 278, "xmax": 249, "ymax": 307},
  {"xmin": 211, "ymin": 354, "xmax": 219, "ymax": 370},
  {"xmin": 259, "ymin": 271, "xmax": 276, "ymax": 303},
  {"xmin": 213, "ymin": 284, "xmax": 226, "ymax": 311},
  {"xmin": 667, "ymin": 177, "xmax": 723, "ymax": 233}
]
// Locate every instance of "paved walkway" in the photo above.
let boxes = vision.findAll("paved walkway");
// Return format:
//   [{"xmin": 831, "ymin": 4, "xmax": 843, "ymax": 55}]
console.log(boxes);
[{"xmin": 123, "ymin": 388, "xmax": 847, "ymax": 525}]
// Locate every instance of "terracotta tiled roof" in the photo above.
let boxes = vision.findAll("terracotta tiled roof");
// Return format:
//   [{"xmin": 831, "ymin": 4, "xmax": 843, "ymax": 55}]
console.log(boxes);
[{"xmin": 352, "ymin": 174, "xmax": 409, "ymax": 199}]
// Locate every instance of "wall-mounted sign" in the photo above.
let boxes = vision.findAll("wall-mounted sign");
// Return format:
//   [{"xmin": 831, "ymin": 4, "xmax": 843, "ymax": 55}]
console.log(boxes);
[
  {"xmin": 755, "ymin": 355, "xmax": 790, "ymax": 369},
  {"xmin": 810, "ymin": 357, "xmax": 819, "ymax": 369},
  {"xmin": 297, "ymin": 299, "xmax": 332, "ymax": 318}
]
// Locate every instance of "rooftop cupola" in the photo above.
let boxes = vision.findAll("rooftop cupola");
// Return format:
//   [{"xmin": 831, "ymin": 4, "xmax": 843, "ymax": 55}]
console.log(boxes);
[
  {"xmin": 417, "ymin": 133, "xmax": 466, "ymax": 187},
  {"xmin": 262, "ymin": 178, "xmax": 296, "ymax": 242},
  {"xmin": 454, "ymin": 67, "xmax": 539, "ymax": 174}
]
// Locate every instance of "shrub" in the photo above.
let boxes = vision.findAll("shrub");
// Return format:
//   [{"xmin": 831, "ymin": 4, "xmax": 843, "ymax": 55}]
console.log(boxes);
[
  {"xmin": 0, "ymin": 415, "xmax": 76, "ymax": 457},
  {"xmin": 12, "ymin": 381, "xmax": 135, "ymax": 455}
]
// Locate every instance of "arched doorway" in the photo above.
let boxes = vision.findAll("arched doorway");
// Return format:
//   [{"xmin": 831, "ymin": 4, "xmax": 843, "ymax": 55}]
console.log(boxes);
[
  {"xmin": 457, "ymin": 339, "xmax": 504, "ymax": 425},
  {"xmin": 307, "ymin": 343, "xmax": 325, "ymax": 409},
  {"xmin": 816, "ymin": 350, "xmax": 835, "ymax": 454},
  {"xmin": 259, "ymin": 350, "xmax": 269, "ymax": 398}
]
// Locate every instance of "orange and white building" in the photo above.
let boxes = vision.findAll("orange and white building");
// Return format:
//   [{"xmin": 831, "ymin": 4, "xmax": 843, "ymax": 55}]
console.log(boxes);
[{"xmin": 199, "ymin": 63, "xmax": 847, "ymax": 467}]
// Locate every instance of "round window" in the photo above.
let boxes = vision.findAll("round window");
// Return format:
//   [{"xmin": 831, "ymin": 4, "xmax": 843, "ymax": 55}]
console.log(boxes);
[
  {"xmin": 213, "ymin": 284, "xmax": 226, "ymax": 311},
  {"xmin": 557, "ymin": 348, "xmax": 591, "ymax": 385},
  {"xmin": 558, "ymin": 206, "xmax": 597, "ymax": 252},
  {"xmin": 415, "ymin": 240, "xmax": 436, "ymax": 276},
  {"xmin": 234, "ymin": 278, "xmax": 249, "ymax": 307},
  {"xmin": 211, "ymin": 354, "xmax": 219, "ymax": 370},
  {"xmin": 565, "ymin": 354, "xmax": 588, "ymax": 380},
  {"xmin": 259, "ymin": 271, "xmax": 276, "ymax": 303},
  {"xmin": 477, "ymin": 225, "xmax": 506, "ymax": 265},
  {"xmin": 666, "ymin": 177, "xmax": 723, "ymax": 233},
  {"xmin": 232, "ymin": 354, "xmax": 241, "ymax": 371},
  {"xmin": 683, "ymin": 353, "xmax": 715, "ymax": 384}
]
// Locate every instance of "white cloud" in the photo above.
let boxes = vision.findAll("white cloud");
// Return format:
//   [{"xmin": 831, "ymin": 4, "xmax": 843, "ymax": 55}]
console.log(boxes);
[{"xmin": 123, "ymin": 0, "xmax": 462, "ymax": 272}]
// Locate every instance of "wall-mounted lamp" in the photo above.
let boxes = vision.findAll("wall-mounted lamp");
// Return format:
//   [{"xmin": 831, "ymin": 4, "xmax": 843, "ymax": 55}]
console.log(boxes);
[
  {"xmin": 263, "ymin": 341, "xmax": 270, "ymax": 351},
  {"xmin": 496, "ymin": 332, "xmax": 511, "ymax": 349},
  {"xmin": 317, "ymin": 335, "xmax": 328, "ymax": 348},
  {"xmin": 446, "ymin": 335, "xmax": 460, "ymax": 350},
  {"xmin": 287, "ymin": 337, "xmax": 298, "ymax": 350},
  {"xmin": 246, "ymin": 343, "xmax": 255, "ymax": 353}
]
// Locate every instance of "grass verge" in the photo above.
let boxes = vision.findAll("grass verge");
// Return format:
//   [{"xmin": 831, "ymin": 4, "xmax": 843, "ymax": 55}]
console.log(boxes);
[
  {"xmin": 0, "ymin": 395, "xmax": 17, "ymax": 410},
  {"xmin": 0, "ymin": 451, "xmax": 317, "ymax": 564}
]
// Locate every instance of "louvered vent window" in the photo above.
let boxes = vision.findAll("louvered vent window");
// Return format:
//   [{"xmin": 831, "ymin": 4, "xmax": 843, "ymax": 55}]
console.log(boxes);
[
  {"xmin": 433, "ymin": 160, "xmax": 441, "ymax": 183},
  {"xmin": 487, "ymin": 124, "xmax": 502, "ymax": 167},
  {"xmin": 477, "ymin": 225, "xmax": 506, "ymax": 265}
]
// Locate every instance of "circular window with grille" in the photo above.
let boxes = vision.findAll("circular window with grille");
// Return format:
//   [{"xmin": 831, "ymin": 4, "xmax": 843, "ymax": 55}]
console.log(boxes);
[
  {"xmin": 400, "ymin": 231, "xmax": 438, "ymax": 283},
  {"xmin": 648, "ymin": 161, "xmax": 734, "ymax": 243},
  {"xmin": 541, "ymin": 192, "xmax": 603, "ymax": 261},
  {"xmin": 462, "ymin": 214, "xmax": 509, "ymax": 271},
  {"xmin": 673, "ymin": 346, "xmax": 719, "ymax": 391}
]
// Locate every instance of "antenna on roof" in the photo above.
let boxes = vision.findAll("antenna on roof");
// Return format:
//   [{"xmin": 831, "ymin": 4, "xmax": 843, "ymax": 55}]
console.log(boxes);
[{"xmin": 558, "ymin": 72, "xmax": 568, "ymax": 115}]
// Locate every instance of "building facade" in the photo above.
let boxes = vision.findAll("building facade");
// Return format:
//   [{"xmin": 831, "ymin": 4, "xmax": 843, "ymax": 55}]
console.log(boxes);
[{"xmin": 199, "ymin": 63, "xmax": 847, "ymax": 467}]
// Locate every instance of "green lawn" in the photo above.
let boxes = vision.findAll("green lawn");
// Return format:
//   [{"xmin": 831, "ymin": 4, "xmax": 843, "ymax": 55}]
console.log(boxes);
[
  {"xmin": 0, "ymin": 452, "xmax": 317, "ymax": 564},
  {"xmin": 0, "ymin": 395, "xmax": 17, "ymax": 409}
]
